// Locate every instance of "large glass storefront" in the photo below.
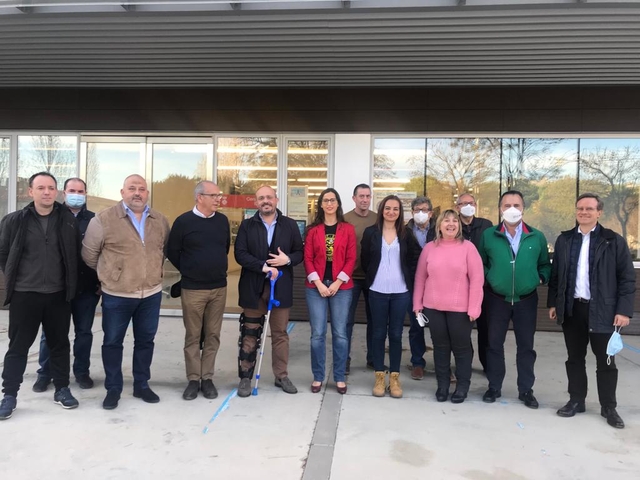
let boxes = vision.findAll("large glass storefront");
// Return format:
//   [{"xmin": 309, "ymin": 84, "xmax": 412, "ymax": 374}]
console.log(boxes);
[{"xmin": 3, "ymin": 132, "xmax": 639, "ymax": 314}]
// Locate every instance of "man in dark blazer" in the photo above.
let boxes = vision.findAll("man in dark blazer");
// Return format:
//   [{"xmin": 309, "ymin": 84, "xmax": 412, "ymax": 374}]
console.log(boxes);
[
  {"xmin": 234, "ymin": 185, "xmax": 304, "ymax": 398},
  {"xmin": 548, "ymin": 193, "xmax": 635, "ymax": 429}
]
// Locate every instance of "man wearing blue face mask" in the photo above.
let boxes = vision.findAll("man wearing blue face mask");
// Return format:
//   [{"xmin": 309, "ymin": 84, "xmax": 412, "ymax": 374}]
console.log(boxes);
[
  {"xmin": 548, "ymin": 193, "xmax": 635, "ymax": 429},
  {"xmin": 478, "ymin": 190, "xmax": 551, "ymax": 408},
  {"xmin": 33, "ymin": 178, "xmax": 101, "ymax": 393}
]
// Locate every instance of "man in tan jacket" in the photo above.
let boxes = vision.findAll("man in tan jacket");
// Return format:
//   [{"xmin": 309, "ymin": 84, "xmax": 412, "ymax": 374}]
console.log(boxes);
[{"xmin": 82, "ymin": 174, "xmax": 170, "ymax": 410}]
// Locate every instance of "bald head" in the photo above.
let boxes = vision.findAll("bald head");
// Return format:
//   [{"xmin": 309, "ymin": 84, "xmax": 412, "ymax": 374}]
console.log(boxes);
[{"xmin": 255, "ymin": 185, "xmax": 278, "ymax": 217}]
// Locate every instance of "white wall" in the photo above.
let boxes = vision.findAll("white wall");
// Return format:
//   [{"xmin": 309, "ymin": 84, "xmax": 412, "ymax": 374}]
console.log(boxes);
[{"xmin": 333, "ymin": 134, "xmax": 372, "ymax": 211}]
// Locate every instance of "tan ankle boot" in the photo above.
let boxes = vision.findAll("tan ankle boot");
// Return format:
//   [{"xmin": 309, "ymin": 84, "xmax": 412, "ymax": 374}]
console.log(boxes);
[
  {"xmin": 372, "ymin": 371, "xmax": 386, "ymax": 397},
  {"xmin": 389, "ymin": 372, "xmax": 403, "ymax": 398}
]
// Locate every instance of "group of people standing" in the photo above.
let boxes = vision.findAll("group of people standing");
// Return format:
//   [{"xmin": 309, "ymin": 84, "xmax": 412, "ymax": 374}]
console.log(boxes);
[{"xmin": 0, "ymin": 173, "xmax": 634, "ymax": 431}]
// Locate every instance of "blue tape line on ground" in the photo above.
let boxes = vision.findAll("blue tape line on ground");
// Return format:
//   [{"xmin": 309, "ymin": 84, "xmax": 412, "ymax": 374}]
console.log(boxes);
[
  {"xmin": 623, "ymin": 343, "xmax": 640, "ymax": 354},
  {"xmin": 203, "ymin": 388, "xmax": 238, "ymax": 434},
  {"xmin": 286, "ymin": 322, "xmax": 295, "ymax": 334}
]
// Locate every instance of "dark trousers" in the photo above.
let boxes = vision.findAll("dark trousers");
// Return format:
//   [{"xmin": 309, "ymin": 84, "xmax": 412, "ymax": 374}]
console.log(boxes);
[
  {"xmin": 37, "ymin": 291, "xmax": 100, "ymax": 380},
  {"xmin": 347, "ymin": 278, "xmax": 373, "ymax": 363},
  {"xmin": 101, "ymin": 292, "xmax": 161, "ymax": 393},
  {"xmin": 368, "ymin": 290, "xmax": 410, "ymax": 373},
  {"xmin": 408, "ymin": 306, "xmax": 427, "ymax": 368},
  {"xmin": 475, "ymin": 298, "xmax": 489, "ymax": 371},
  {"xmin": 485, "ymin": 291, "xmax": 538, "ymax": 393},
  {"xmin": 562, "ymin": 300, "xmax": 617, "ymax": 408},
  {"xmin": 2, "ymin": 291, "xmax": 71, "ymax": 397},
  {"xmin": 425, "ymin": 308, "xmax": 473, "ymax": 392}
]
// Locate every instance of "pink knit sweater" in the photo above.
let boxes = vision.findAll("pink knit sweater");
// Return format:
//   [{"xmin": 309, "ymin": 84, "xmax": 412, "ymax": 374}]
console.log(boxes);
[{"xmin": 412, "ymin": 239, "xmax": 484, "ymax": 319}]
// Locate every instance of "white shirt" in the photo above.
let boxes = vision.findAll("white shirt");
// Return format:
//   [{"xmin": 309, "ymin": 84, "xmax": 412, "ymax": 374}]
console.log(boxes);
[
  {"xmin": 370, "ymin": 236, "xmax": 408, "ymax": 294},
  {"xmin": 192, "ymin": 205, "xmax": 215, "ymax": 218},
  {"xmin": 574, "ymin": 225, "xmax": 596, "ymax": 300}
]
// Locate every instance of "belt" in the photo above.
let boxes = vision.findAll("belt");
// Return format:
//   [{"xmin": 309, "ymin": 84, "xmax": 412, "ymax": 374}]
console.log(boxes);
[{"xmin": 574, "ymin": 297, "xmax": 590, "ymax": 304}]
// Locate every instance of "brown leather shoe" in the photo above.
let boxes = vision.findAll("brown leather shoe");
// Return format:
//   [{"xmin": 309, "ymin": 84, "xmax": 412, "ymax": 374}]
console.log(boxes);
[{"xmin": 411, "ymin": 366, "xmax": 424, "ymax": 380}]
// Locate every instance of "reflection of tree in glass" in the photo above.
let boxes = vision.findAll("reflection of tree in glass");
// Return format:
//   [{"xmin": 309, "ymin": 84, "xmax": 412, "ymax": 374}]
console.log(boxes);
[
  {"xmin": 217, "ymin": 137, "xmax": 278, "ymax": 196},
  {"xmin": 373, "ymin": 153, "xmax": 397, "ymax": 180},
  {"xmin": 0, "ymin": 138, "xmax": 9, "ymax": 217},
  {"xmin": 28, "ymin": 136, "xmax": 75, "ymax": 178},
  {"xmin": 428, "ymin": 138, "xmax": 500, "ymax": 203},
  {"xmin": 581, "ymin": 146, "xmax": 640, "ymax": 248},
  {"xmin": 152, "ymin": 173, "xmax": 200, "ymax": 225},
  {"xmin": 86, "ymin": 143, "xmax": 101, "ymax": 197}
]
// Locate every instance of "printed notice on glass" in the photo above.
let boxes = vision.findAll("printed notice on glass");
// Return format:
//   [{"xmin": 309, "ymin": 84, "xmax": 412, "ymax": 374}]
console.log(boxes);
[{"xmin": 288, "ymin": 186, "xmax": 309, "ymax": 221}]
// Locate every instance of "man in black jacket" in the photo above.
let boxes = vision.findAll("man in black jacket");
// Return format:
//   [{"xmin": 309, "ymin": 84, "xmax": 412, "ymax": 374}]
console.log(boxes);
[
  {"xmin": 0, "ymin": 172, "xmax": 80, "ymax": 420},
  {"xmin": 234, "ymin": 186, "xmax": 303, "ymax": 398},
  {"xmin": 33, "ymin": 178, "xmax": 101, "ymax": 392},
  {"xmin": 455, "ymin": 192, "xmax": 493, "ymax": 372},
  {"xmin": 167, "ymin": 181, "xmax": 230, "ymax": 401},
  {"xmin": 548, "ymin": 193, "xmax": 635, "ymax": 429}
]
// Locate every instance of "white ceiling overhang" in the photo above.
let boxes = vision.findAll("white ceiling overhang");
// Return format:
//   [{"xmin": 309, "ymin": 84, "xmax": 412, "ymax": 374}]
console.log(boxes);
[{"xmin": 1, "ymin": 0, "xmax": 640, "ymax": 87}]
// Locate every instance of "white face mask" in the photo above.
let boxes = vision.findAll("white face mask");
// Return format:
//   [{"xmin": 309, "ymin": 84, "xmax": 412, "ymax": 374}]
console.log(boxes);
[
  {"xmin": 413, "ymin": 211, "xmax": 430, "ymax": 225},
  {"xmin": 460, "ymin": 204, "xmax": 476, "ymax": 217},
  {"xmin": 502, "ymin": 206, "xmax": 523, "ymax": 224}
]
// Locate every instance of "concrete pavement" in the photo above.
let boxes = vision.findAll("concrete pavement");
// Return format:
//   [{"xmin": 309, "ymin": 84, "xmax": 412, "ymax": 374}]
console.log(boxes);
[{"xmin": 0, "ymin": 310, "xmax": 639, "ymax": 480}]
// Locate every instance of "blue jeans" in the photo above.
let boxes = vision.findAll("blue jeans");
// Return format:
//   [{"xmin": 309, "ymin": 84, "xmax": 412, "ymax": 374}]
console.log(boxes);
[
  {"xmin": 368, "ymin": 290, "xmax": 410, "ymax": 373},
  {"xmin": 101, "ymin": 292, "xmax": 161, "ymax": 393},
  {"xmin": 346, "ymin": 278, "xmax": 373, "ymax": 363},
  {"xmin": 37, "ymin": 291, "xmax": 100, "ymax": 380},
  {"xmin": 306, "ymin": 282, "xmax": 352, "ymax": 383},
  {"xmin": 408, "ymin": 306, "xmax": 427, "ymax": 368}
]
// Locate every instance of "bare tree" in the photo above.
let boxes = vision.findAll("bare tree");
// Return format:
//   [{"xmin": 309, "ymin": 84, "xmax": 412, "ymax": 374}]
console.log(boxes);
[
  {"xmin": 503, "ymin": 138, "xmax": 569, "ymax": 193},
  {"xmin": 581, "ymin": 146, "xmax": 640, "ymax": 242},
  {"xmin": 27, "ymin": 135, "xmax": 75, "ymax": 179}
]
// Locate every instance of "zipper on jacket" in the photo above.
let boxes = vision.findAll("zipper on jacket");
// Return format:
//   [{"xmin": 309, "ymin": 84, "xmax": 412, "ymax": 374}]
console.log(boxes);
[{"xmin": 510, "ymin": 246, "xmax": 516, "ymax": 306}]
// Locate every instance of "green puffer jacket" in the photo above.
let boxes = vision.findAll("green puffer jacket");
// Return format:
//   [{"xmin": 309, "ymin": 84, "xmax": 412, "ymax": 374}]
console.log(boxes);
[{"xmin": 479, "ymin": 222, "xmax": 551, "ymax": 303}]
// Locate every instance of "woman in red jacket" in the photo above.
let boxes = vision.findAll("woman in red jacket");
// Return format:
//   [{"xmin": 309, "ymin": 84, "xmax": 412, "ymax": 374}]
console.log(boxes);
[{"xmin": 304, "ymin": 188, "xmax": 356, "ymax": 394}]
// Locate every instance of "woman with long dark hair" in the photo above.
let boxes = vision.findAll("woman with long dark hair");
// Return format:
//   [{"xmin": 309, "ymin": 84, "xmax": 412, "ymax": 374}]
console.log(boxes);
[
  {"xmin": 413, "ymin": 209, "xmax": 484, "ymax": 403},
  {"xmin": 304, "ymin": 188, "xmax": 356, "ymax": 394},
  {"xmin": 361, "ymin": 195, "xmax": 421, "ymax": 398}
]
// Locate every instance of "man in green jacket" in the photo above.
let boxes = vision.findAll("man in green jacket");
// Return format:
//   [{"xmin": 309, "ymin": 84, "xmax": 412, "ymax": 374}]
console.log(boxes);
[{"xmin": 478, "ymin": 190, "xmax": 551, "ymax": 408}]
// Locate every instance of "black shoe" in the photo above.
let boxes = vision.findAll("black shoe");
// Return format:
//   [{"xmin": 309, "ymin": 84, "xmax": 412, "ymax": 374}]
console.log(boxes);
[
  {"xmin": 482, "ymin": 388, "xmax": 501, "ymax": 403},
  {"xmin": 237, "ymin": 378, "xmax": 252, "ymax": 398},
  {"xmin": 557, "ymin": 401, "xmax": 586, "ymax": 418},
  {"xmin": 133, "ymin": 387, "xmax": 160, "ymax": 404},
  {"xmin": 201, "ymin": 379, "xmax": 218, "ymax": 399},
  {"xmin": 518, "ymin": 390, "xmax": 539, "ymax": 409},
  {"xmin": 103, "ymin": 390, "xmax": 120, "ymax": 410},
  {"xmin": 0, "ymin": 395, "xmax": 17, "ymax": 420},
  {"xmin": 435, "ymin": 388, "xmax": 449, "ymax": 402},
  {"xmin": 274, "ymin": 376, "xmax": 298, "ymax": 394},
  {"xmin": 601, "ymin": 406, "xmax": 625, "ymax": 429},
  {"xmin": 53, "ymin": 387, "xmax": 79, "ymax": 409},
  {"xmin": 367, "ymin": 362, "xmax": 389, "ymax": 371},
  {"xmin": 345, "ymin": 358, "xmax": 351, "ymax": 376},
  {"xmin": 182, "ymin": 380, "xmax": 200, "ymax": 400},
  {"xmin": 451, "ymin": 390, "xmax": 467, "ymax": 404},
  {"xmin": 32, "ymin": 377, "xmax": 51, "ymax": 393},
  {"xmin": 75, "ymin": 374, "xmax": 94, "ymax": 390}
]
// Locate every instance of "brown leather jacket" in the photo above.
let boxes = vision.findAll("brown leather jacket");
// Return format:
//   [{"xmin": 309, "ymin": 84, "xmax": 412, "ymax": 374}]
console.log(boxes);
[{"xmin": 82, "ymin": 201, "xmax": 170, "ymax": 298}]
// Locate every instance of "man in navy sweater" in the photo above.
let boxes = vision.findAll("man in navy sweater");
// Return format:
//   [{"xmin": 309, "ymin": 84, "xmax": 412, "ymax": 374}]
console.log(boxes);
[{"xmin": 167, "ymin": 181, "xmax": 230, "ymax": 401}]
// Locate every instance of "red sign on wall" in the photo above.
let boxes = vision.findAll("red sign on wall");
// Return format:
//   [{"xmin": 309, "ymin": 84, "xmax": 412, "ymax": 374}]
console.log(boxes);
[{"xmin": 220, "ymin": 194, "xmax": 256, "ymax": 209}]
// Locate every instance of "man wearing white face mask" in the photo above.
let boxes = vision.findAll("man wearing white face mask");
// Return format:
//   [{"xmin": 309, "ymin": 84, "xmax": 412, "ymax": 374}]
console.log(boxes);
[
  {"xmin": 455, "ymin": 193, "xmax": 493, "ymax": 373},
  {"xmin": 478, "ymin": 190, "xmax": 551, "ymax": 408},
  {"xmin": 33, "ymin": 178, "xmax": 101, "ymax": 393},
  {"xmin": 405, "ymin": 196, "xmax": 435, "ymax": 380}
]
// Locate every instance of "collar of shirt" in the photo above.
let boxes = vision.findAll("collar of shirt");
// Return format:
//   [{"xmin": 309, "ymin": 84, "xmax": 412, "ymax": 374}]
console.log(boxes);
[
  {"xmin": 577, "ymin": 224, "xmax": 597, "ymax": 237},
  {"xmin": 123, "ymin": 203, "xmax": 150, "ymax": 241},
  {"xmin": 193, "ymin": 205, "xmax": 215, "ymax": 218}
]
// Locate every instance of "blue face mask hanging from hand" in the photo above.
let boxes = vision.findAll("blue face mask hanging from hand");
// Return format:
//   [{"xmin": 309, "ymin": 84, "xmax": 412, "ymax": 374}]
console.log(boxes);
[{"xmin": 606, "ymin": 327, "xmax": 623, "ymax": 365}]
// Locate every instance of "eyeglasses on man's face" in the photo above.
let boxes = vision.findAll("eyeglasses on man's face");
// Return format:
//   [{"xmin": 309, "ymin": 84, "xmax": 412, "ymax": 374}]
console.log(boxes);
[
  {"xmin": 413, "ymin": 207, "xmax": 431, "ymax": 214},
  {"xmin": 200, "ymin": 193, "xmax": 223, "ymax": 199},
  {"xmin": 322, "ymin": 198, "xmax": 338, "ymax": 204},
  {"xmin": 456, "ymin": 201, "xmax": 476, "ymax": 207}
]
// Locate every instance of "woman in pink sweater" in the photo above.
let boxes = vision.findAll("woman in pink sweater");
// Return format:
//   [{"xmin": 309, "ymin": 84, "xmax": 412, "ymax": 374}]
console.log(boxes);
[{"xmin": 413, "ymin": 209, "xmax": 484, "ymax": 404}]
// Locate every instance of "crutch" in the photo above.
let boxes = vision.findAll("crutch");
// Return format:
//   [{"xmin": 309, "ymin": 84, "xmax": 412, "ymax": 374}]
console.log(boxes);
[{"xmin": 252, "ymin": 270, "xmax": 283, "ymax": 396}]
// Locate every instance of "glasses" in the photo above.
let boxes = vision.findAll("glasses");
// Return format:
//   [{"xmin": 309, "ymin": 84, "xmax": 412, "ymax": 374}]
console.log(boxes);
[
  {"xmin": 456, "ymin": 201, "xmax": 476, "ymax": 207},
  {"xmin": 322, "ymin": 198, "xmax": 338, "ymax": 204},
  {"xmin": 413, "ymin": 207, "xmax": 431, "ymax": 213},
  {"xmin": 576, "ymin": 207, "xmax": 598, "ymax": 212},
  {"xmin": 200, "ymin": 193, "xmax": 223, "ymax": 199}
]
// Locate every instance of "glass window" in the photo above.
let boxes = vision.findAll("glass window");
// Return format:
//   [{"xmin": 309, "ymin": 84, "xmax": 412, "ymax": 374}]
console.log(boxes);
[
  {"xmin": 502, "ymin": 138, "xmax": 578, "ymax": 249},
  {"xmin": 216, "ymin": 136, "xmax": 278, "ymax": 313},
  {"xmin": 286, "ymin": 139, "xmax": 329, "ymax": 229},
  {"xmin": 427, "ymin": 138, "xmax": 501, "ymax": 222},
  {"xmin": 17, "ymin": 135, "xmax": 77, "ymax": 210},
  {"xmin": 83, "ymin": 141, "xmax": 144, "ymax": 212},
  {"xmin": 373, "ymin": 138, "xmax": 426, "ymax": 221},
  {"xmin": 580, "ymin": 138, "xmax": 640, "ymax": 259},
  {"xmin": 0, "ymin": 137, "xmax": 9, "ymax": 218}
]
